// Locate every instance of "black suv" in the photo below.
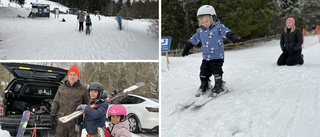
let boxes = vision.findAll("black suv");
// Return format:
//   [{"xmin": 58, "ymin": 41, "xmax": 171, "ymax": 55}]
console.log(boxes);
[{"xmin": 0, "ymin": 63, "xmax": 67, "ymax": 136}]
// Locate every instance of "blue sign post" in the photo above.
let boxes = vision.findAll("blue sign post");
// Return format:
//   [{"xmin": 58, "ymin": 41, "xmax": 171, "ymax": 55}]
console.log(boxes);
[
  {"xmin": 161, "ymin": 37, "xmax": 171, "ymax": 51},
  {"xmin": 161, "ymin": 37, "xmax": 172, "ymax": 70}
]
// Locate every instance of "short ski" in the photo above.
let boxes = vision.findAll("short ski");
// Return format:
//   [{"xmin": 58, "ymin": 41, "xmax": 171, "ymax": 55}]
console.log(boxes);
[
  {"xmin": 193, "ymin": 88, "xmax": 231, "ymax": 107},
  {"xmin": 59, "ymin": 82, "xmax": 145, "ymax": 123},
  {"xmin": 16, "ymin": 110, "xmax": 31, "ymax": 137},
  {"xmin": 178, "ymin": 98, "xmax": 196, "ymax": 107},
  {"xmin": 178, "ymin": 87, "xmax": 212, "ymax": 107}
]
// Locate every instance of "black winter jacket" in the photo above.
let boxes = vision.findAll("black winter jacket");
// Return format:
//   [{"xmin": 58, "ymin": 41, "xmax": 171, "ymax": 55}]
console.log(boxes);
[{"xmin": 280, "ymin": 28, "xmax": 303, "ymax": 54}]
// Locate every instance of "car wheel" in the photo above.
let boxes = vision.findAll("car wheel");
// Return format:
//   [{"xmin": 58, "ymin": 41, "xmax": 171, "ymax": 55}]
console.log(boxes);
[{"xmin": 128, "ymin": 115, "xmax": 140, "ymax": 133}]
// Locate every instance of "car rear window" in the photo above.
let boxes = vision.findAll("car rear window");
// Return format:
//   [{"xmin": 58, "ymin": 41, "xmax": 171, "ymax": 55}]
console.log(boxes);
[
  {"xmin": 25, "ymin": 86, "xmax": 58, "ymax": 96},
  {"xmin": 14, "ymin": 69, "xmax": 64, "ymax": 80}
]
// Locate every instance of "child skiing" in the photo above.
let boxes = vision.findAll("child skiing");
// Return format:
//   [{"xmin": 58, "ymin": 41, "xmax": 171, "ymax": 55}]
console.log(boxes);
[
  {"xmin": 85, "ymin": 15, "xmax": 92, "ymax": 35},
  {"xmin": 182, "ymin": 5, "xmax": 240, "ymax": 97},
  {"xmin": 106, "ymin": 104, "xmax": 131, "ymax": 137},
  {"xmin": 76, "ymin": 82, "xmax": 108, "ymax": 137}
]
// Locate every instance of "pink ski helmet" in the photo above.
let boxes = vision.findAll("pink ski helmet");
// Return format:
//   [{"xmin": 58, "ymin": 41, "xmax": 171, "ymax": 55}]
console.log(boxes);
[{"xmin": 108, "ymin": 104, "xmax": 126, "ymax": 116}]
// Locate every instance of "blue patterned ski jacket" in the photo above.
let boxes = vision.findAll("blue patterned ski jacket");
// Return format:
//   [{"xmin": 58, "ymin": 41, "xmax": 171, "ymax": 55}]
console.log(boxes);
[{"xmin": 189, "ymin": 20, "xmax": 231, "ymax": 60}]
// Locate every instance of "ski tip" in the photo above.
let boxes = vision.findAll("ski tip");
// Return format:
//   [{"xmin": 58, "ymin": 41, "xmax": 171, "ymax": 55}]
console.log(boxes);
[
  {"xmin": 136, "ymin": 82, "xmax": 145, "ymax": 87},
  {"xmin": 59, "ymin": 117, "xmax": 68, "ymax": 123}
]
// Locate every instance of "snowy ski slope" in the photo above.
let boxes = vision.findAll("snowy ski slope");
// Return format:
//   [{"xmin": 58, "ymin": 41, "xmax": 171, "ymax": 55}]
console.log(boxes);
[
  {"xmin": 0, "ymin": 0, "xmax": 158, "ymax": 60},
  {"xmin": 161, "ymin": 35, "xmax": 320, "ymax": 137}
]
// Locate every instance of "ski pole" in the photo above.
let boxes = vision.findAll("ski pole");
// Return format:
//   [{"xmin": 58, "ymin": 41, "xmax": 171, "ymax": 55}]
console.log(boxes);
[
  {"xmin": 32, "ymin": 124, "xmax": 36, "ymax": 137},
  {"xmin": 76, "ymin": 21, "xmax": 78, "ymax": 31}
]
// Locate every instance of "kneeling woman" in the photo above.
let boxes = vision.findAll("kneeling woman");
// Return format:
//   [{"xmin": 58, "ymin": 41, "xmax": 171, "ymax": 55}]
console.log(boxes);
[
  {"xmin": 77, "ymin": 82, "xmax": 108, "ymax": 137},
  {"xmin": 277, "ymin": 17, "xmax": 304, "ymax": 66}
]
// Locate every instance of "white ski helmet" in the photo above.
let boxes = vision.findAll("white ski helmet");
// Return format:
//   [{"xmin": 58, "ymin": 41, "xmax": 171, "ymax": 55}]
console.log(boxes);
[{"xmin": 197, "ymin": 5, "xmax": 216, "ymax": 18}]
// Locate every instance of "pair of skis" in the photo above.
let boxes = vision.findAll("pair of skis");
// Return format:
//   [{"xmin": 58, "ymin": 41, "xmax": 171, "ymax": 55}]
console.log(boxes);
[
  {"xmin": 178, "ymin": 83, "xmax": 231, "ymax": 107},
  {"xmin": 59, "ymin": 82, "xmax": 145, "ymax": 123}
]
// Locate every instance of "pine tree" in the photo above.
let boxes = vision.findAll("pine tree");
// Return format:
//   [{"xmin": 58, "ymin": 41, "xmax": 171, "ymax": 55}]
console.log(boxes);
[{"xmin": 161, "ymin": 0, "xmax": 187, "ymax": 49}]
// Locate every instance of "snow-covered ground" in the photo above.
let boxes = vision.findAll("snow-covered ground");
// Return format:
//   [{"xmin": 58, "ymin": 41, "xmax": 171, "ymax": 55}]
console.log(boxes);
[
  {"xmin": 161, "ymin": 35, "xmax": 320, "ymax": 137},
  {"xmin": 0, "ymin": 0, "xmax": 158, "ymax": 60}
]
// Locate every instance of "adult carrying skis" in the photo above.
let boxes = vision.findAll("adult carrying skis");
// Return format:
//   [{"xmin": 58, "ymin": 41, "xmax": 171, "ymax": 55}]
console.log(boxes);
[
  {"xmin": 277, "ymin": 17, "xmax": 304, "ymax": 66},
  {"xmin": 182, "ymin": 5, "xmax": 240, "ymax": 97}
]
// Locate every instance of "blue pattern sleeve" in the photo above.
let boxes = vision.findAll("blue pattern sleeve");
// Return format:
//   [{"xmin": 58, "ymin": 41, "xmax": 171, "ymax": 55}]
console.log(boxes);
[
  {"xmin": 218, "ymin": 24, "xmax": 231, "ymax": 39},
  {"xmin": 189, "ymin": 28, "xmax": 201, "ymax": 45}
]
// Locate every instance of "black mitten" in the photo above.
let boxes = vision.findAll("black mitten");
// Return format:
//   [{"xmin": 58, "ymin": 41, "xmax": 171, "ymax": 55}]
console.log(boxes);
[
  {"xmin": 182, "ymin": 42, "xmax": 194, "ymax": 57},
  {"xmin": 226, "ymin": 32, "xmax": 240, "ymax": 43}
]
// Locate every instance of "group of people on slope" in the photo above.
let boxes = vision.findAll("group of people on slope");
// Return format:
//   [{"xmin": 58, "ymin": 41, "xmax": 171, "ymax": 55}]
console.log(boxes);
[
  {"xmin": 182, "ymin": 5, "xmax": 304, "ymax": 97},
  {"xmin": 77, "ymin": 11, "xmax": 92, "ymax": 35},
  {"xmin": 50, "ymin": 65, "xmax": 132, "ymax": 137}
]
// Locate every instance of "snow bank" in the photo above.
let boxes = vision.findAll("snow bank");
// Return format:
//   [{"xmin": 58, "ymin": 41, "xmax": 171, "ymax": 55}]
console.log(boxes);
[{"xmin": 0, "ymin": 6, "xmax": 30, "ymax": 18}]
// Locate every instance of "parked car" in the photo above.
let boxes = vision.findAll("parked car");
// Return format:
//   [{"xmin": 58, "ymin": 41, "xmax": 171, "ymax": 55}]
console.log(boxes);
[
  {"xmin": 108, "ymin": 94, "xmax": 159, "ymax": 133},
  {"xmin": 0, "ymin": 63, "xmax": 67, "ymax": 136}
]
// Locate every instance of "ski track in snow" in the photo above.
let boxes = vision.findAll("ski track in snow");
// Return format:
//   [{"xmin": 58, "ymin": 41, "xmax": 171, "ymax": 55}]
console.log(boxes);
[
  {"xmin": 0, "ymin": 6, "xmax": 158, "ymax": 60},
  {"xmin": 162, "ymin": 35, "xmax": 320, "ymax": 137}
]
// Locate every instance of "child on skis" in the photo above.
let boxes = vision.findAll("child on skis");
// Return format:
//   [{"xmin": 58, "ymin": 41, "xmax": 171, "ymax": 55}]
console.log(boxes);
[
  {"xmin": 85, "ymin": 15, "xmax": 92, "ymax": 35},
  {"xmin": 106, "ymin": 104, "xmax": 132, "ymax": 137},
  {"xmin": 182, "ymin": 5, "xmax": 240, "ymax": 97},
  {"xmin": 76, "ymin": 82, "xmax": 108, "ymax": 137}
]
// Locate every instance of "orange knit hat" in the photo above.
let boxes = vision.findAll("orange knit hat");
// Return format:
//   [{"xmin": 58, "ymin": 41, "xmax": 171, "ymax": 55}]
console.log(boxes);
[{"xmin": 67, "ymin": 65, "xmax": 80, "ymax": 78}]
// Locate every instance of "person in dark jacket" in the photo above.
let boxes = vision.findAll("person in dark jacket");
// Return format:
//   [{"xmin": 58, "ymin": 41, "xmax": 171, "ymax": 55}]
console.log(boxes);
[
  {"xmin": 76, "ymin": 82, "xmax": 108, "ymax": 137},
  {"xmin": 85, "ymin": 15, "xmax": 92, "ymax": 35},
  {"xmin": 182, "ymin": 5, "xmax": 240, "ymax": 97},
  {"xmin": 277, "ymin": 17, "xmax": 304, "ymax": 66},
  {"xmin": 50, "ymin": 65, "xmax": 90, "ymax": 137}
]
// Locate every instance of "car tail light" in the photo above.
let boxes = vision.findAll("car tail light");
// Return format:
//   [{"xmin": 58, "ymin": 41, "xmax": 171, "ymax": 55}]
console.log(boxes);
[
  {"xmin": 146, "ymin": 107, "xmax": 158, "ymax": 112},
  {"xmin": 0, "ymin": 97, "xmax": 4, "ymax": 116}
]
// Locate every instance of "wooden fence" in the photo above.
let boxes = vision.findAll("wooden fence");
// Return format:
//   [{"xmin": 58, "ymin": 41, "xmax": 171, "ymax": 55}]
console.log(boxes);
[{"xmin": 162, "ymin": 34, "xmax": 281, "ymax": 57}]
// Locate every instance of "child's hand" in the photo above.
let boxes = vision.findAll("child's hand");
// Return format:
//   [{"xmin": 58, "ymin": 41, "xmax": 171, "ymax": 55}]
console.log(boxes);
[
  {"xmin": 76, "ymin": 104, "xmax": 87, "ymax": 111},
  {"xmin": 182, "ymin": 42, "xmax": 194, "ymax": 57},
  {"xmin": 182, "ymin": 49, "xmax": 189, "ymax": 57},
  {"xmin": 226, "ymin": 32, "xmax": 240, "ymax": 43}
]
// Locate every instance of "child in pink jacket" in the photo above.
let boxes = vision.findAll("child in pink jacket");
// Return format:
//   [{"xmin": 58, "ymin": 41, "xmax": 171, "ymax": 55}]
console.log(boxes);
[{"xmin": 106, "ymin": 104, "xmax": 132, "ymax": 137}]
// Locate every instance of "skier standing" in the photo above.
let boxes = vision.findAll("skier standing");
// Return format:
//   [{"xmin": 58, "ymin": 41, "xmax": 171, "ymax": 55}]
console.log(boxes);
[
  {"xmin": 277, "ymin": 17, "xmax": 304, "ymax": 66},
  {"xmin": 77, "ymin": 11, "xmax": 85, "ymax": 32},
  {"xmin": 76, "ymin": 82, "xmax": 108, "ymax": 137},
  {"xmin": 85, "ymin": 15, "xmax": 92, "ymax": 35},
  {"xmin": 182, "ymin": 5, "xmax": 240, "ymax": 97},
  {"xmin": 106, "ymin": 104, "xmax": 132, "ymax": 137},
  {"xmin": 50, "ymin": 65, "xmax": 90, "ymax": 137}
]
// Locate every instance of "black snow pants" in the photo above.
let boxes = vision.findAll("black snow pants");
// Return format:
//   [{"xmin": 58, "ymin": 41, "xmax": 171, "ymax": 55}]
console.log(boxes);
[
  {"xmin": 79, "ymin": 22, "xmax": 84, "ymax": 31},
  {"xmin": 199, "ymin": 59, "xmax": 224, "ymax": 81},
  {"xmin": 277, "ymin": 49, "xmax": 303, "ymax": 66}
]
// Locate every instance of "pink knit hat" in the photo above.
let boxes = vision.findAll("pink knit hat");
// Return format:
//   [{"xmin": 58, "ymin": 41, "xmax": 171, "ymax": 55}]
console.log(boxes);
[{"xmin": 286, "ymin": 17, "xmax": 295, "ymax": 24}]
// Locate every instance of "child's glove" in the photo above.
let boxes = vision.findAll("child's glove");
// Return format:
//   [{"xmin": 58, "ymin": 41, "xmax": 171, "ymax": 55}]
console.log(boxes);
[
  {"xmin": 76, "ymin": 104, "xmax": 87, "ymax": 111},
  {"xmin": 226, "ymin": 32, "xmax": 240, "ymax": 43},
  {"xmin": 105, "ymin": 127, "xmax": 113, "ymax": 137},
  {"xmin": 182, "ymin": 42, "xmax": 194, "ymax": 57}
]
